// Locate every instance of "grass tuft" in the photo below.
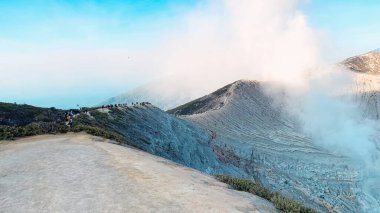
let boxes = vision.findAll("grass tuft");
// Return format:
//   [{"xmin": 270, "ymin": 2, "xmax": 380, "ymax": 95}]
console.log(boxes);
[{"xmin": 215, "ymin": 175, "xmax": 318, "ymax": 213}]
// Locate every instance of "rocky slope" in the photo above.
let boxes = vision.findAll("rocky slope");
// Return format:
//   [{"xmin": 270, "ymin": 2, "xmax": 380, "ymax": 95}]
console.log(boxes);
[
  {"xmin": 84, "ymin": 50, "xmax": 380, "ymax": 212},
  {"xmin": 0, "ymin": 133, "xmax": 277, "ymax": 213},
  {"xmin": 342, "ymin": 51, "xmax": 380, "ymax": 74},
  {"xmin": 3, "ymin": 51, "xmax": 379, "ymax": 212},
  {"xmin": 171, "ymin": 80, "xmax": 374, "ymax": 212},
  {"xmin": 76, "ymin": 105, "xmax": 246, "ymax": 176},
  {"xmin": 82, "ymin": 80, "xmax": 376, "ymax": 212}
]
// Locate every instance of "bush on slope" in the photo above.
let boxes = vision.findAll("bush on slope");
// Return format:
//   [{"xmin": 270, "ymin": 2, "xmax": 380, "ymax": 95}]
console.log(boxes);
[
  {"xmin": 215, "ymin": 175, "xmax": 318, "ymax": 213},
  {"xmin": 0, "ymin": 103, "xmax": 128, "ymax": 144}
]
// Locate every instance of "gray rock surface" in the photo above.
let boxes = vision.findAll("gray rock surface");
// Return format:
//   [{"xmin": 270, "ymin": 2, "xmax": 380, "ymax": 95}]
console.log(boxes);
[
  {"xmin": 90, "ymin": 79, "xmax": 380, "ymax": 212},
  {"xmin": 92, "ymin": 105, "xmax": 247, "ymax": 177},
  {"xmin": 0, "ymin": 133, "xmax": 277, "ymax": 213},
  {"xmin": 178, "ymin": 80, "xmax": 369, "ymax": 212},
  {"xmin": 342, "ymin": 52, "xmax": 380, "ymax": 74}
]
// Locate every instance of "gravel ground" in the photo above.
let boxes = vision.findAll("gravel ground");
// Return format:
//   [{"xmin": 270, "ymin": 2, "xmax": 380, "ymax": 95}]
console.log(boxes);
[{"xmin": 0, "ymin": 133, "xmax": 276, "ymax": 213}]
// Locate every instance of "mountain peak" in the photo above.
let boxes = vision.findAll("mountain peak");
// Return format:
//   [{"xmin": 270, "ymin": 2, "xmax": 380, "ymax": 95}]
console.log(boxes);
[
  {"xmin": 342, "ymin": 51, "xmax": 380, "ymax": 74},
  {"xmin": 167, "ymin": 80, "xmax": 260, "ymax": 116}
]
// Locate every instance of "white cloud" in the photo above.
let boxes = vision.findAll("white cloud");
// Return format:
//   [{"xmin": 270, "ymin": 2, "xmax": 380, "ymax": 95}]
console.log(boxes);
[
  {"xmin": 155, "ymin": 0, "xmax": 322, "ymax": 96},
  {"xmin": 0, "ymin": 0, "xmax": 322, "ymax": 103}
]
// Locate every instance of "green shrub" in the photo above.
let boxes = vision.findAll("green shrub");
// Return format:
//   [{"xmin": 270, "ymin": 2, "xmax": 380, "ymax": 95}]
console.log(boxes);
[
  {"xmin": 71, "ymin": 124, "xmax": 125, "ymax": 144},
  {"xmin": 215, "ymin": 175, "xmax": 318, "ymax": 213},
  {"xmin": 0, "ymin": 121, "xmax": 128, "ymax": 145},
  {"xmin": 0, "ymin": 102, "xmax": 67, "ymax": 126},
  {"xmin": 0, "ymin": 122, "xmax": 70, "ymax": 140}
]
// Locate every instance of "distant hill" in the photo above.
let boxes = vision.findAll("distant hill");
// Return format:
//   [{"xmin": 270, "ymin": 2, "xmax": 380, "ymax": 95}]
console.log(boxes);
[
  {"xmin": 0, "ymin": 102, "xmax": 68, "ymax": 126},
  {"xmin": 0, "ymin": 103, "xmax": 124, "ymax": 142},
  {"xmin": 103, "ymin": 50, "xmax": 380, "ymax": 112},
  {"xmin": 99, "ymin": 79, "xmax": 197, "ymax": 110},
  {"xmin": 342, "ymin": 51, "xmax": 380, "ymax": 74}
]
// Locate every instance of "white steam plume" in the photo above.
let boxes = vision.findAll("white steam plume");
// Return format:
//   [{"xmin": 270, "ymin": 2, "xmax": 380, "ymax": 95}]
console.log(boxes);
[
  {"xmin": 280, "ymin": 66, "xmax": 380, "ymax": 211},
  {"xmin": 154, "ymin": 0, "xmax": 321, "ymax": 97},
  {"xmin": 155, "ymin": 1, "xmax": 380, "ymax": 210}
]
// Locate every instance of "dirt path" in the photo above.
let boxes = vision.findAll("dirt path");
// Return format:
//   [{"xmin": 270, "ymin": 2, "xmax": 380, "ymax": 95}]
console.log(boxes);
[{"xmin": 0, "ymin": 133, "xmax": 276, "ymax": 213}]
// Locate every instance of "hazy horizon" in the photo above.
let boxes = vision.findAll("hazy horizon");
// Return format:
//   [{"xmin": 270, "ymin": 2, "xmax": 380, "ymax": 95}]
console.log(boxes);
[{"xmin": 1, "ymin": 0, "xmax": 379, "ymax": 109}]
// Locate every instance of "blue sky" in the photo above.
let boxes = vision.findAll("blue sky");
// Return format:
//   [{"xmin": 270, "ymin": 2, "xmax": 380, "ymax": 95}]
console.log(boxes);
[
  {"xmin": 302, "ymin": 0, "xmax": 380, "ymax": 59},
  {"xmin": 0, "ymin": 0, "xmax": 197, "ymax": 108},
  {"xmin": 0, "ymin": 0, "xmax": 379, "ymax": 108},
  {"xmin": 0, "ymin": 0, "xmax": 196, "ymax": 48}
]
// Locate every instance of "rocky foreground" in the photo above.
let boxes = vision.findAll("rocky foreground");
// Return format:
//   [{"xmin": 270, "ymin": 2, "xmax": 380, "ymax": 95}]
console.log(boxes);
[{"xmin": 0, "ymin": 133, "xmax": 277, "ymax": 213}]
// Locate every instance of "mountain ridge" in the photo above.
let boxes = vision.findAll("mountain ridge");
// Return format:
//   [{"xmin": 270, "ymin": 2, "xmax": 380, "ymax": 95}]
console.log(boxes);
[
  {"xmin": 3, "ymin": 49, "xmax": 380, "ymax": 212},
  {"xmin": 170, "ymin": 79, "xmax": 378, "ymax": 212},
  {"xmin": 168, "ymin": 80, "xmax": 259, "ymax": 115},
  {"xmin": 342, "ymin": 52, "xmax": 380, "ymax": 74},
  {"xmin": 103, "ymin": 50, "xmax": 380, "ymax": 110},
  {"xmin": 2, "ymin": 77, "xmax": 379, "ymax": 212}
]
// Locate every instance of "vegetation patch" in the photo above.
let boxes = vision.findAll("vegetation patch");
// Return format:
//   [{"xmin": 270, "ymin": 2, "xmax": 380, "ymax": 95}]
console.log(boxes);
[
  {"xmin": 215, "ymin": 175, "xmax": 318, "ymax": 213},
  {"xmin": 0, "ymin": 102, "xmax": 131, "ymax": 146},
  {"xmin": 71, "ymin": 124, "xmax": 126, "ymax": 145},
  {"xmin": 0, "ymin": 123, "xmax": 69, "ymax": 140},
  {"xmin": 0, "ymin": 102, "xmax": 68, "ymax": 126}
]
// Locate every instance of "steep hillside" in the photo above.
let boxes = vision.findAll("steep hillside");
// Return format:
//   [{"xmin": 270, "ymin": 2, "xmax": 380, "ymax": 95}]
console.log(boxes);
[
  {"xmin": 170, "ymin": 80, "xmax": 377, "ymax": 212},
  {"xmin": 83, "ymin": 79, "xmax": 379, "ymax": 212},
  {"xmin": 75, "ymin": 105, "xmax": 246, "ymax": 175},
  {"xmin": 168, "ymin": 82, "xmax": 239, "ymax": 115}
]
